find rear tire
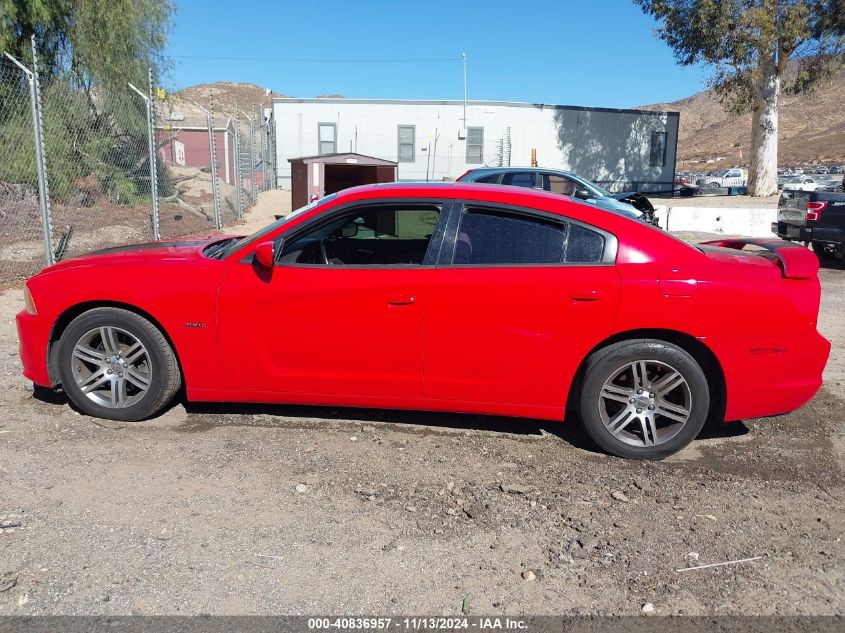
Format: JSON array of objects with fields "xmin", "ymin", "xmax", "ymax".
[
  {"xmin": 57, "ymin": 307, "xmax": 180, "ymax": 421},
  {"xmin": 579, "ymin": 339, "xmax": 710, "ymax": 460}
]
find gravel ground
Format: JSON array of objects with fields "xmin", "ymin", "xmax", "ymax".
[{"xmin": 0, "ymin": 230, "xmax": 842, "ymax": 616}]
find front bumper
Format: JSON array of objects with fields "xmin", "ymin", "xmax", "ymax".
[{"xmin": 16, "ymin": 310, "xmax": 52, "ymax": 387}]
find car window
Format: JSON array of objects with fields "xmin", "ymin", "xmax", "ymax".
[
  {"xmin": 474, "ymin": 173, "xmax": 500, "ymax": 184},
  {"xmin": 279, "ymin": 204, "xmax": 441, "ymax": 266},
  {"xmin": 546, "ymin": 174, "xmax": 578, "ymax": 196},
  {"xmin": 500, "ymin": 172, "xmax": 537, "ymax": 188},
  {"xmin": 565, "ymin": 223, "xmax": 605, "ymax": 263},
  {"xmin": 453, "ymin": 208, "xmax": 565, "ymax": 265}
]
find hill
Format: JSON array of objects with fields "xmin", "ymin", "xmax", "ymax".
[
  {"xmin": 640, "ymin": 69, "xmax": 845, "ymax": 168},
  {"xmin": 176, "ymin": 81, "xmax": 286, "ymax": 117}
]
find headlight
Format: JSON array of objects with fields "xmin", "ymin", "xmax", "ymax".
[{"xmin": 24, "ymin": 286, "xmax": 37, "ymax": 315}]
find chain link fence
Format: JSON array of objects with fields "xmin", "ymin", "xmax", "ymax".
[
  {"xmin": 0, "ymin": 52, "xmax": 49, "ymax": 280},
  {"xmin": 0, "ymin": 36, "xmax": 275, "ymax": 284}
]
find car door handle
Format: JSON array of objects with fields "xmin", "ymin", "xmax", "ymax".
[
  {"xmin": 571, "ymin": 290, "xmax": 602, "ymax": 302},
  {"xmin": 387, "ymin": 294, "xmax": 415, "ymax": 306}
]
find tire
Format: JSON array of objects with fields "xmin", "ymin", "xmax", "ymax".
[
  {"xmin": 57, "ymin": 307, "xmax": 181, "ymax": 421},
  {"xmin": 578, "ymin": 339, "xmax": 710, "ymax": 460}
]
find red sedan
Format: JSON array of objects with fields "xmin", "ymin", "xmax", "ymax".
[{"xmin": 16, "ymin": 183, "xmax": 830, "ymax": 459}]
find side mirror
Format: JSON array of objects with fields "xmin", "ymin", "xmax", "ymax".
[
  {"xmin": 574, "ymin": 189, "xmax": 592, "ymax": 201},
  {"xmin": 341, "ymin": 221, "xmax": 359, "ymax": 238},
  {"xmin": 254, "ymin": 240, "xmax": 276, "ymax": 268}
]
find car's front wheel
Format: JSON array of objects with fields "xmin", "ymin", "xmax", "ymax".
[
  {"xmin": 579, "ymin": 339, "xmax": 710, "ymax": 460},
  {"xmin": 57, "ymin": 307, "xmax": 181, "ymax": 421}
]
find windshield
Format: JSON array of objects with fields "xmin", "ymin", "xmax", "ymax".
[
  {"xmin": 218, "ymin": 194, "xmax": 338, "ymax": 258},
  {"xmin": 572, "ymin": 174, "xmax": 613, "ymax": 197}
]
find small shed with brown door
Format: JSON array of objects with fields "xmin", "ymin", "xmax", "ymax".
[{"xmin": 288, "ymin": 153, "xmax": 398, "ymax": 209}]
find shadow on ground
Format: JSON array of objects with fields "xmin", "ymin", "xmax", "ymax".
[{"xmin": 33, "ymin": 382, "xmax": 752, "ymax": 454}]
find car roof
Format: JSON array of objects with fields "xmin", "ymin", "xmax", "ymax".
[
  {"xmin": 461, "ymin": 166, "xmax": 582, "ymax": 178},
  {"xmin": 327, "ymin": 182, "xmax": 630, "ymax": 227}
]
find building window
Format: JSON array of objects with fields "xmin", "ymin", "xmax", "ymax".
[
  {"xmin": 650, "ymin": 131, "xmax": 667, "ymax": 167},
  {"xmin": 397, "ymin": 125, "xmax": 415, "ymax": 162},
  {"xmin": 318, "ymin": 122, "xmax": 336, "ymax": 155},
  {"xmin": 466, "ymin": 127, "xmax": 483, "ymax": 164}
]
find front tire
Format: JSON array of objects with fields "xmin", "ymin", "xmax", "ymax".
[
  {"xmin": 579, "ymin": 339, "xmax": 710, "ymax": 460},
  {"xmin": 57, "ymin": 307, "xmax": 181, "ymax": 421}
]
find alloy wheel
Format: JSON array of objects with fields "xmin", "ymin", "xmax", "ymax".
[
  {"xmin": 598, "ymin": 360, "xmax": 692, "ymax": 448},
  {"xmin": 70, "ymin": 326, "xmax": 152, "ymax": 409}
]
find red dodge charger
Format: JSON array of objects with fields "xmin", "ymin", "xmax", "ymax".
[{"xmin": 16, "ymin": 183, "xmax": 830, "ymax": 459}]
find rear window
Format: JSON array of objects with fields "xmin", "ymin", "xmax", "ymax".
[
  {"xmin": 566, "ymin": 224, "xmax": 605, "ymax": 263},
  {"xmin": 474, "ymin": 173, "xmax": 500, "ymax": 184},
  {"xmin": 455, "ymin": 209, "xmax": 565, "ymax": 265},
  {"xmin": 453, "ymin": 207, "xmax": 610, "ymax": 265},
  {"xmin": 501, "ymin": 172, "xmax": 537, "ymax": 188}
]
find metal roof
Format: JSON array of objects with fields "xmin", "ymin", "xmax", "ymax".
[
  {"xmin": 271, "ymin": 97, "xmax": 679, "ymax": 118},
  {"xmin": 287, "ymin": 152, "xmax": 398, "ymax": 166}
]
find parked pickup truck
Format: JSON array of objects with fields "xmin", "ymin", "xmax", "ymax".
[{"xmin": 772, "ymin": 189, "xmax": 845, "ymax": 260}]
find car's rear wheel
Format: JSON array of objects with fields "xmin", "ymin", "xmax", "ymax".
[
  {"xmin": 579, "ymin": 339, "xmax": 710, "ymax": 460},
  {"xmin": 57, "ymin": 307, "xmax": 180, "ymax": 421}
]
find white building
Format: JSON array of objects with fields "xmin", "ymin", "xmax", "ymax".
[{"xmin": 271, "ymin": 97, "xmax": 680, "ymax": 194}]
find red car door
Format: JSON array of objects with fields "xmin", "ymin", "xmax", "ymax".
[
  {"xmin": 216, "ymin": 202, "xmax": 445, "ymax": 401},
  {"xmin": 423, "ymin": 204, "xmax": 620, "ymax": 417}
]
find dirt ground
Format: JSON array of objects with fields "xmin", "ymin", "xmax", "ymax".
[{"xmin": 0, "ymin": 213, "xmax": 842, "ymax": 616}]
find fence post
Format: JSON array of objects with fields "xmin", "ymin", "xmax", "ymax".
[
  {"xmin": 6, "ymin": 39, "xmax": 57, "ymax": 267},
  {"xmin": 260, "ymin": 117, "xmax": 268, "ymax": 192},
  {"xmin": 29, "ymin": 37, "xmax": 55, "ymax": 266},
  {"xmin": 270, "ymin": 117, "xmax": 277, "ymax": 190},
  {"xmin": 128, "ymin": 73, "xmax": 162, "ymax": 241},
  {"xmin": 206, "ymin": 98, "xmax": 222, "ymax": 230},
  {"xmin": 147, "ymin": 68, "xmax": 161, "ymax": 241},
  {"xmin": 249, "ymin": 108, "xmax": 257, "ymax": 203},
  {"xmin": 234, "ymin": 114, "xmax": 243, "ymax": 218}
]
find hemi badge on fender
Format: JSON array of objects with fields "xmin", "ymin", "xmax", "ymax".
[{"xmin": 184, "ymin": 322, "xmax": 206, "ymax": 328}]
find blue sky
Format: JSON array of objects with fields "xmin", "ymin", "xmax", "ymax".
[{"xmin": 164, "ymin": 0, "xmax": 709, "ymax": 108}]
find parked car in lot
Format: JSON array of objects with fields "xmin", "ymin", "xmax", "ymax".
[
  {"xmin": 783, "ymin": 177, "xmax": 819, "ymax": 192},
  {"xmin": 818, "ymin": 179, "xmax": 842, "ymax": 192},
  {"xmin": 697, "ymin": 168, "xmax": 747, "ymax": 188},
  {"xmin": 830, "ymin": 166, "xmax": 842, "ymax": 174},
  {"xmin": 773, "ymin": 188, "xmax": 845, "ymax": 261},
  {"xmin": 17, "ymin": 183, "xmax": 830, "ymax": 460},
  {"xmin": 456, "ymin": 167, "xmax": 657, "ymax": 224}
]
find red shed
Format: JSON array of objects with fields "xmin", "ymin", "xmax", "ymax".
[
  {"xmin": 156, "ymin": 116, "xmax": 237, "ymax": 185},
  {"xmin": 288, "ymin": 153, "xmax": 398, "ymax": 209}
]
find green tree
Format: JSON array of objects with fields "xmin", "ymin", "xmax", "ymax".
[
  {"xmin": 635, "ymin": 0, "xmax": 845, "ymax": 196},
  {"xmin": 0, "ymin": 0, "xmax": 173, "ymax": 88},
  {"xmin": 0, "ymin": 0, "xmax": 174, "ymax": 202}
]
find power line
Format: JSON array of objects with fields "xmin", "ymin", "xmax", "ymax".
[{"xmin": 166, "ymin": 54, "xmax": 463, "ymax": 64}]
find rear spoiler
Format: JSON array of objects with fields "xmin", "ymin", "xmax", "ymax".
[{"xmin": 701, "ymin": 238, "xmax": 819, "ymax": 279}]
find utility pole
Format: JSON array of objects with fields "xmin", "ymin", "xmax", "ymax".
[{"xmin": 461, "ymin": 52, "xmax": 467, "ymax": 131}]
